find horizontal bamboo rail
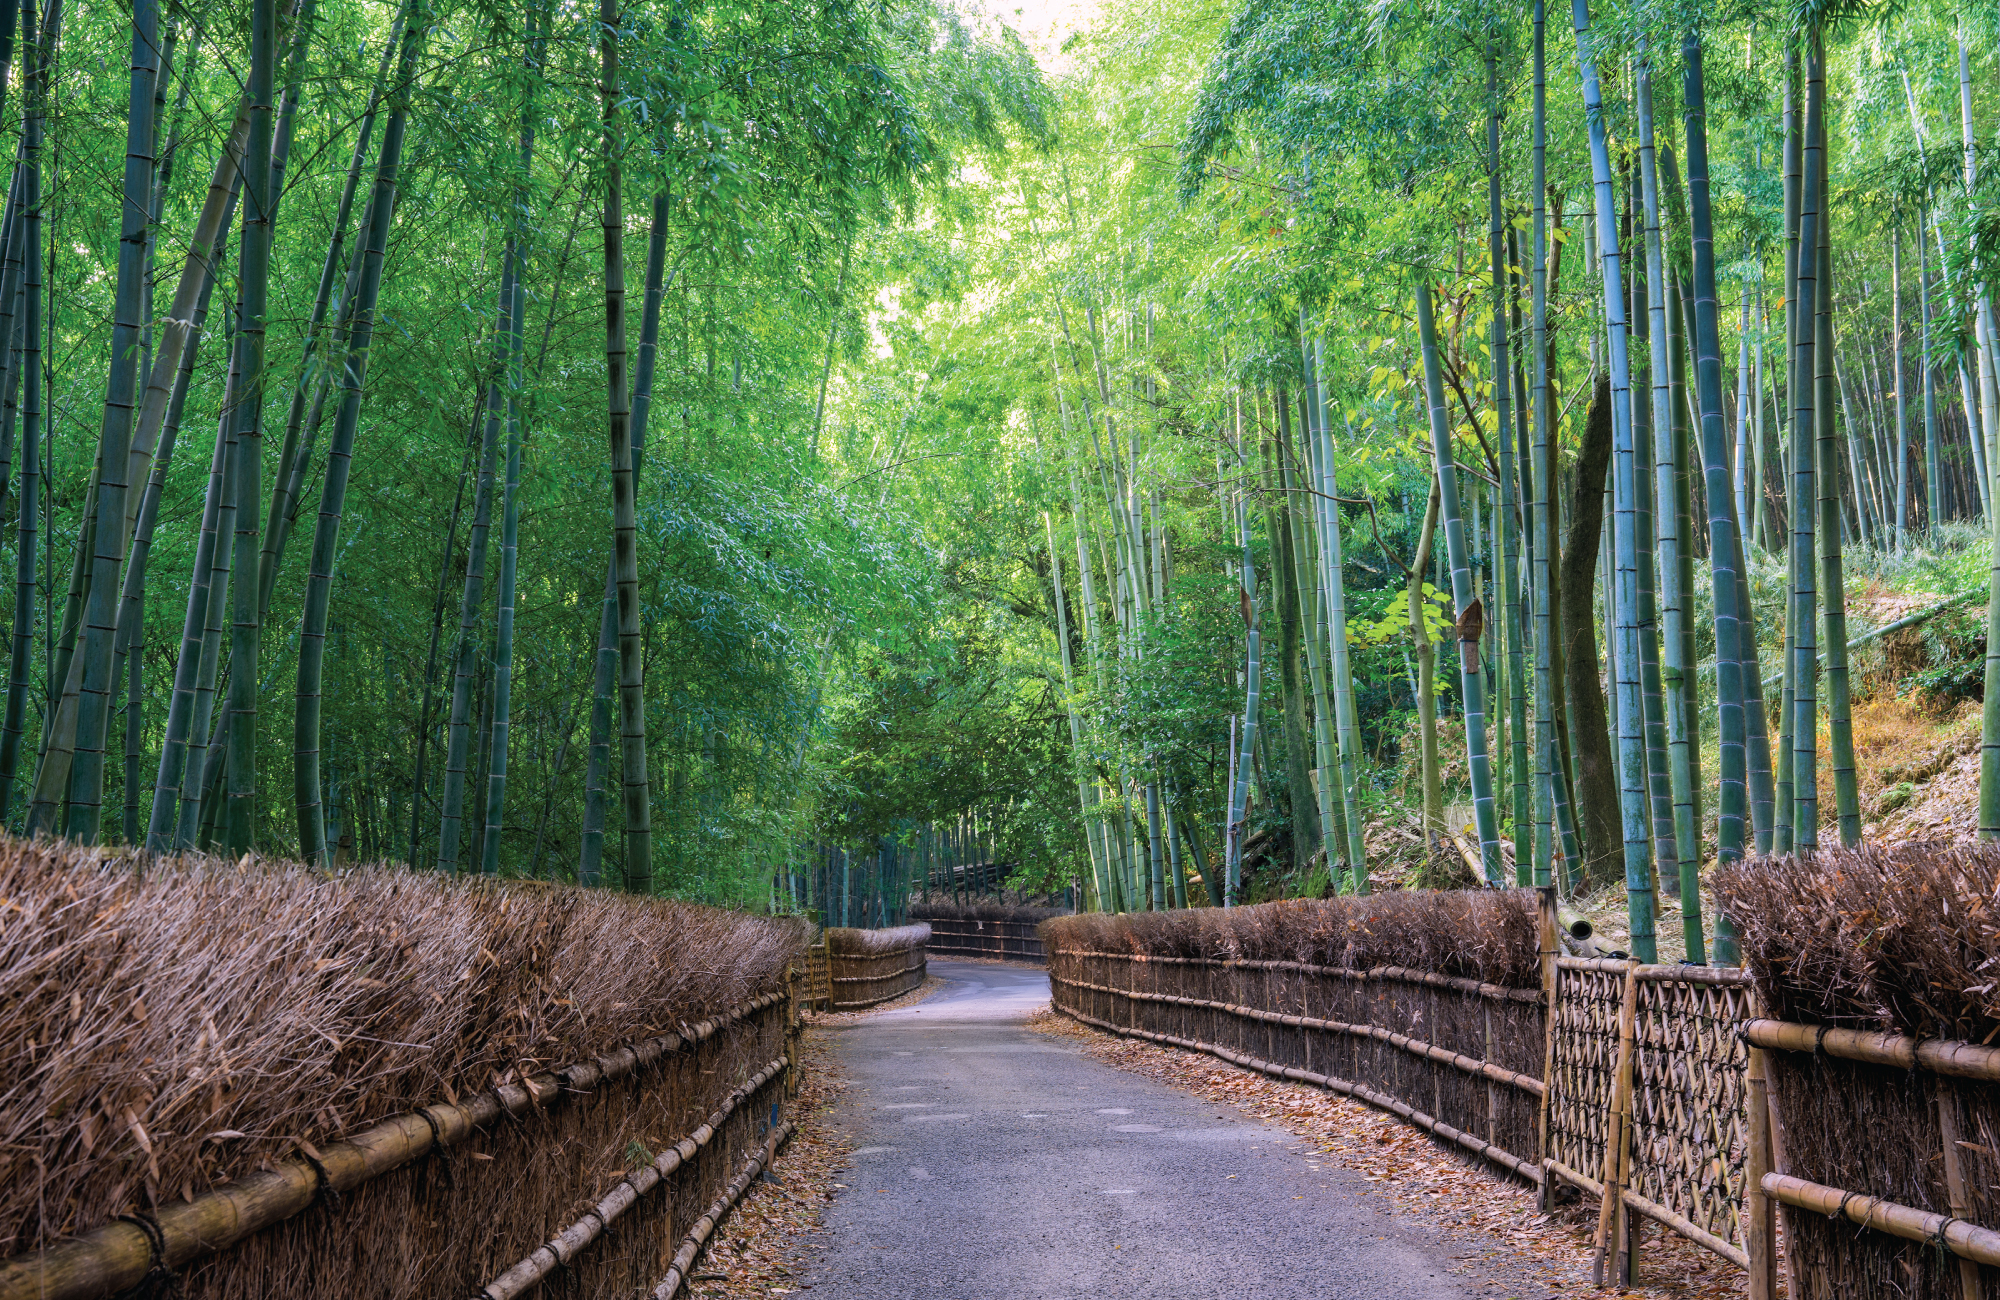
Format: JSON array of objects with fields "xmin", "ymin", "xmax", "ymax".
[
  {"xmin": 1762, "ymin": 1173, "xmax": 2000, "ymax": 1268},
  {"xmin": 1622, "ymin": 1189, "xmax": 1750, "ymax": 1271},
  {"xmin": 830, "ymin": 956, "xmax": 926, "ymax": 984},
  {"xmin": 479, "ymin": 1056, "xmax": 789, "ymax": 1300},
  {"xmin": 1053, "ymin": 1002, "xmax": 1544, "ymax": 1185},
  {"xmin": 0, "ymin": 991, "xmax": 788, "ymax": 1300},
  {"xmin": 1546, "ymin": 1157, "xmax": 1605, "ymax": 1198},
  {"xmin": 1069, "ymin": 950, "xmax": 1546, "ymax": 1004},
  {"xmin": 1060, "ymin": 975, "xmax": 1544, "ymax": 1096},
  {"xmin": 652, "ymin": 1119, "xmax": 797, "ymax": 1299},
  {"xmin": 1741, "ymin": 1018, "xmax": 2000, "ymax": 1081}
]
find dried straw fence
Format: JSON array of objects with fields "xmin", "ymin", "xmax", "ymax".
[
  {"xmin": 910, "ymin": 902, "xmax": 1063, "ymax": 964},
  {"xmin": 1047, "ymin": 856, "xmax": 2000, "ymax": 1299},
  {"xmin": 821, "ymin": 923, "xmax": 929, "ymax": 1009},
  {"xmin": 0, "ymin": 842, "xmax": 809, "ymax": 1300},
  {"xmin": 1720, "ymin": 843, "xmax": 2000, "ymax": 1300}
]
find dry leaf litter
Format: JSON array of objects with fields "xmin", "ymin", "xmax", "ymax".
[{"xmin": 682, "ymin": 975, "xmax": 948, "ymax": 1298}]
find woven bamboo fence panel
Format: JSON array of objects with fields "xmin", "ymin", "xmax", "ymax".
[
  {"xmin": 1625, "ymin": 969, "xmax": 1757, "ymax": 1266},
  {"xmin": 824, "ymin": 925, "xmax": 928, "ymax": 1009},
  {"xmin": 804, "ymin": 941, "xmax": 832, "ymax": 1011},
  {"xmin": 923, "ymin": 917, "xmax": 1045, "ymax": 963},
  {"xmin": 1047, "ymin": 948, "xmax": 1547, "ymax": 1175},
  {"xmin": 1544, "ymin": 958, "xmax": 1627, "ymax": 1195}
]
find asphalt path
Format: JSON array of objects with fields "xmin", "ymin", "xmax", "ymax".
[{"xmin": 799, "ymin": 959, "xmax": 1476, "ymax": 1299}]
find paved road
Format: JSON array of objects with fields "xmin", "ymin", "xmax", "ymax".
[{"xmin": 799, "ymin": 960, "xmax": 1476, "ymax": 1299}]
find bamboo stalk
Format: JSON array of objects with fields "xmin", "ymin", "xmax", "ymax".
[
  {"xmin": 0, "ymin": 992, "xmax": 784, "ymax": 1300},
  {"xmin": 1535, "ymin": 886, "xmax": 1560, "ymax": 1212}
]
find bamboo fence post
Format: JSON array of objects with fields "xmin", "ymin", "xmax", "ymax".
[
  {"xmin": 1591, "ymin": 965, "xmax": 1639, "ymax": 1287},
  {"xmin": 1744, "ymin": 1044, "xmax": 1777, "ymax": 1300},
  {"xmin": 1536, "ymin": 885, "xmax": 1560, "ymax": 1212},
  {"xmin": 1936, "ymin": 1085, "xmax": 1983, "ymax": 1300},
  {"xmin": 785, "ymin": 961, "xmax": 800, "ymax": 1097}
]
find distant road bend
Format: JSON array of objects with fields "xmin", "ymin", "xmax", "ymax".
[{"xmin": 803, "ymin": 959, "xmax": 1480, "ymax": 1299}]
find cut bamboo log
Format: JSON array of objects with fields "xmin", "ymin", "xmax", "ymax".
[
  {"xmin": 479, "ymin": 1057, "xmax": 787, "ymax": 1300},
  {"xmin": 1741, "ymin": 1018, "xmax": 2000, "ymax": 1080},
  {"xmin": 0, "ymin": 991, "xmax": 784, "ymax": 1300},
  {"xmin": 1761, "ymin": 1172, "xmax": 2000, "ymax": 1268}
]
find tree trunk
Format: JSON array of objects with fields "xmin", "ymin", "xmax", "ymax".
[
  {"xmin": 1265, "ymin": 391, "xmax": 1320, "ymax": 874},
  {"xmin": 1561, "ymin": 380, "xmax": 1620, "ymax": 887}
]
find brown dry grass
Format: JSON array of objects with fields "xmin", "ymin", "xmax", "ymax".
[
  {"xmin": 1716, "ymin": 842, "xmax": 2000, "ymax": 1043},
  {"xmin": 908, "ymin": 899, "xmax": 1069, "ymax": 923},
  {"xmin": 821, "ymin": 922, "xmax": 929, "ymax": 956},
  {"xmin": 1040, "ymin": 888, "xmax": 1543, "ymax": 988},
  {"xmin": 0, "ymin": 836, "xmax": 806, "ymax": 1265}
]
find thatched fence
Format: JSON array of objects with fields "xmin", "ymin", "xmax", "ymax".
[
  {"xmin": 910, "ymin": 901, "xmax": 1064, "ymax": 963},
  {"xmin": 0, "ymin": 841, "xmax": 807, "ymax": 1300},
  {"xmin": 1720, "ymin": 844, "xmax": 2000, "ymax": 1300},
  {"xmin": 1046, "ymin": 855, "xmax": 2000, "ymax": 1299},
  {"xmin": 819, "ymin": 923, "xmax": 929, "ymax": 1009}
]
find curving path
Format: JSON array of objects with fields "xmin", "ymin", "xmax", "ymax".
[{"xmin": 799, "ymin": 959, "xmax": 1478, "ymax": 1299}]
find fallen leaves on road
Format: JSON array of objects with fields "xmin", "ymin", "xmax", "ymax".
[{"xmin": 1029, "ymin": 1007, "xmax": 1766, "ymax": 1300}]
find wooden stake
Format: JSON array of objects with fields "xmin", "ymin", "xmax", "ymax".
[
  {"xmin": 1591, "ymin": 964, "xmax": 1638, "ymax": 1287},
  {"xmin": 1743, "ymin": 1044, "xmax": 1778, "ymax": 1300},
  {"xmin": 1535, "ymin": 885, "xmax": 1560, "ymax": 1211},
  {"xmin": 1937, "ymin": 1085, "xmax": 1984, "ymax": 1300}
]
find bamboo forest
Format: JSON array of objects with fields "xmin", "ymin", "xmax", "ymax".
[
  {"xmin": 13, "ymin": 0, "xmax": 2000, "ymax": 1292},
  {"xmin": 8, "ymin": 0, "xmax": 2000, "ymax": 941}
]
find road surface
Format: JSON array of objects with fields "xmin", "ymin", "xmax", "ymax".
[{"xmin": 799, "ymin": 959, "xmax": 1477, "ymax": 1299}]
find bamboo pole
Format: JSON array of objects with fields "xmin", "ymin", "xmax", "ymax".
[
  {"xmin": 1590, "ymin": 967, "xmax": 1639, "ymax": 1286},
  {"xmin": 1762, "ymin": 1173, "xmax": 2000, "ymax": 1267},
  {"xmin": 1743, "ymin": 1045, "xmax": 1777, "ymax": 1300},
  {"xmin": 651, "ymin": 1119, "xmax": 796, "ymax": 1300},
  {"xmin": 1936, "ymin": 1087, "xmax": 1984, "ymax": 1299},
  {"xmin": 480, "ymin": 1056, "xmax": 788, "ymax": 1300},
  {"xmin": 1741, "ymin": 1018, "xmax": 2000, "ymax": 1080}
]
